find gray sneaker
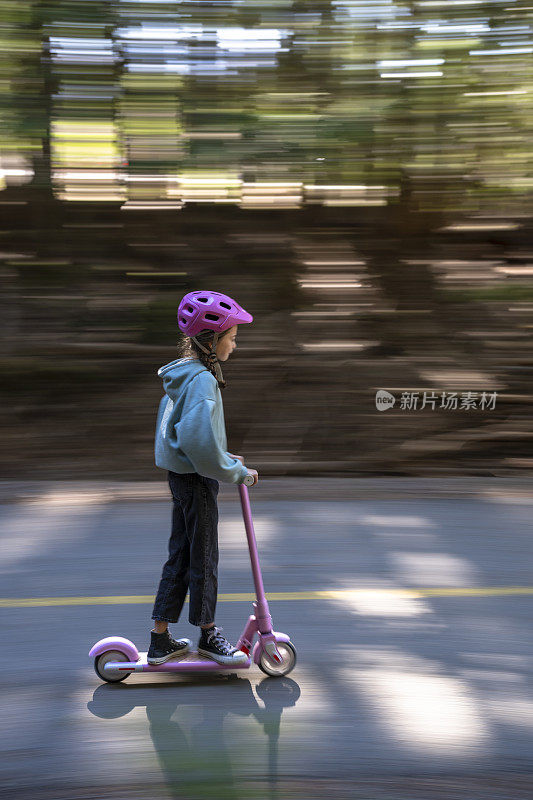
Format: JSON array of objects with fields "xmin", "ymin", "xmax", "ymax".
[{"xmin": 197, "ymin": 626, "xmax": 247, "ymax": 665}]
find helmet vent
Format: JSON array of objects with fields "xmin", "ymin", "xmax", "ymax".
[
  {"xmin": 219, "ymin": 301, "xmax": 231, "ymax": 310},
  {"xmin": 180, "ymin": 317, "xmax": 186, "ymax": 324},
  {"xmin": 186, "ymin": 305, "xmax": 194, "ymax": 312},
  {"xmin": 205, "ymin": 313, "xmax": 220, "ymax": 321},
  {"xmin": 197, "ymin": 297, "xmax": 208, "ymax": 303}
]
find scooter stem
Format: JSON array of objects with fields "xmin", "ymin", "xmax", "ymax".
[{"xmin": 238, "ymin": 483, "xmax": 271, "ymax": 629}]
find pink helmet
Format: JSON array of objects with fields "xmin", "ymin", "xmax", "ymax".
[{"xmin": 178, "ymin": 290, "xmax": 253, "ymax": 337}]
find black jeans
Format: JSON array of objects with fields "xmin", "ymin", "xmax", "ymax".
[{"xmin": 152, "ymin": 471, "xmax": 219, "ymax": 626}]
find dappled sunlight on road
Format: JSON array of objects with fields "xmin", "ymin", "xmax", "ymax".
[
  {"xmin": 326, "ymin": 587, "xmax": 432, "ymax": 617},
  {"xmin": 338, "ymin": 647, "xmax": 490, "ymax": 756},
  {"xmin": 390, "ymin": 552, "xmax": 478, "ymax": 587}
]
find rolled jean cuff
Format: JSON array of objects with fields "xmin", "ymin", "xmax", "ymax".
[{"xmin": 189, "ymin": 616, "xmax": 214, "ymax": 626}]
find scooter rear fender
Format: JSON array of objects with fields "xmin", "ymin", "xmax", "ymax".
[{"xmin": 89, "ymin": 636, "xmax": 140, "ymax": 662}]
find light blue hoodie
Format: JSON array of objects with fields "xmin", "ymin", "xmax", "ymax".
[{"xmin": 154, "ymin": 357, "xmax": 249, "ymax": 485}]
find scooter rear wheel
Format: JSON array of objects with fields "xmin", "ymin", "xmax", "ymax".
[
  {"xmin": 258, "ymin": 642, "xmax": 296, "ymax": 677},
  {"xmin": 94, "ymin": 650, "xmax": 132, "ymax": 683}
]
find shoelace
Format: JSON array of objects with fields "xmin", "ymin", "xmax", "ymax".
[{"xmin": 205, "ymin": 626, "xmax": 233, "ymax": 655}]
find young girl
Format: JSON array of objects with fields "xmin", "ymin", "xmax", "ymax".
[{"xmin": 148, "ymin": 290, "xmax": 259, "ymax": 666}]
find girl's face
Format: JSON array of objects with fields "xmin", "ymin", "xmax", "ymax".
[{"xmin": 216, "ymin": 325, "xmax": 238, "ymax": 362}]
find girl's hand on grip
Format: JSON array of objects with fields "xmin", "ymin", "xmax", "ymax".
[{"xmin": 246, "ymin": 469, "xmax": 259, "ymax": 486}]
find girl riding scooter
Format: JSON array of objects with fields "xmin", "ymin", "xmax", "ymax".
[{"xmin": 148, "ymin": 291, "xmax": 258, "ymax": 666}]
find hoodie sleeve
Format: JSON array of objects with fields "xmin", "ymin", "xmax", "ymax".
[{"xmin": 176, "ymin": 397, "xmax": 249, "ymax": 484}]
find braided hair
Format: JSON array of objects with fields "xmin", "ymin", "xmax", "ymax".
[{"xmin": 177, "ymin": 328, "xmax": 229, "ymax": 390}]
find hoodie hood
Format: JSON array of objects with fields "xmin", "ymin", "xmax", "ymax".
[{"xmin": 157, "ymin": 357, "xmax": 210, "ymax": 400}]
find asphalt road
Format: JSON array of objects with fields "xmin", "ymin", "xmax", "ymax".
[{"xmin": 0, "ymin": 482, "xmax": 531, "ymax": 800}]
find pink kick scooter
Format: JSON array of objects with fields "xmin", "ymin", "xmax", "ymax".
[{"xmin": 90, "ymin": 483, "xmax": 297, "ymax": 683}]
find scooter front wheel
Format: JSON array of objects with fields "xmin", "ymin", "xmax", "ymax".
[
  {"xmin": 258, "ymin": 642, "xmax": 297, "ymax": 677},
  {"xmin": 94, "ymin": 650, "xmax": 132, "ymax": 683}
]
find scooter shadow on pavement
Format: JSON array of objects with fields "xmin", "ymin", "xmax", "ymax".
[{"xmin": 87, "ymin": 674, "xmax": 301, "ymax": 800}]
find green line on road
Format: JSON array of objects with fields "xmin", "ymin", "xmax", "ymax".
[{"xmin": 0, "ymin": 586, "xmax": 532, "ymax": 608}]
